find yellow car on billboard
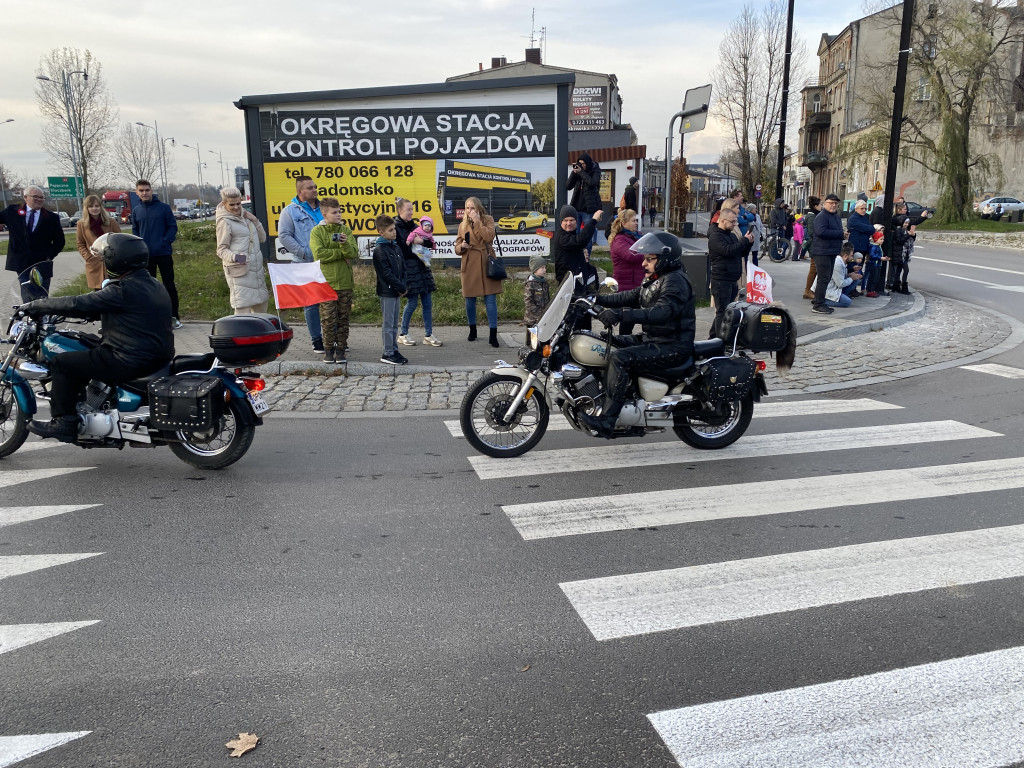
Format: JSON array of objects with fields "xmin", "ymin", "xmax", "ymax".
[{"xmin": 498, "ymin": 210, "xmax": 548, "ymax": 230}]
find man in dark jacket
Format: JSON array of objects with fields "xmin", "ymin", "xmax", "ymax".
[
  {"xmin": 565, "ymin": 153, "xmax": 602, "ymax": 256},
  {"xmin": 131, "ymin": 179, "xmax": 180, "ymax": 328},
  {"xmin": 1, "ymin": 186, "xmax": 67, "ymax": 301},
  {"xmin": 19, "ymin": 234, "xmax": 174, "ymax": 442},
  {"xmin": 708, "ymin": 207, "xmax": 754, "ymax": 337},
  {"xmin": 553, "ymin": 204, "xmax": 603, "ymax": 287},
  {"xmin": 624, "ymin": 176, "xmax": 639, "ymax": 213},
  {"xmin": 810, "ymin": 194, "xmax": 846, "ymax": 314},
  {"xmin": 580, "ymin": 232, "xmax": 696, "ymax": 438}
]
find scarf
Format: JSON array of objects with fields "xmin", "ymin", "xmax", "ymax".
[{"xmin": 89, "ymin": 214, "xmax": 105, "ymax": 239}]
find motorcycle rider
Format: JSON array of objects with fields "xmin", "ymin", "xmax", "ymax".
[
  {"xmin": 18, "ymin": 233, "xmax": 175, "ymax": 443},
  {"xmin": 578, "ymin": 231, "xmax": 696, "ymax": 438}
]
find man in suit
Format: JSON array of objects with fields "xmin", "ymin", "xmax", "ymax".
[{"xmin": 0, "ymin": 186, "xmax": 67, "ymax": 301}]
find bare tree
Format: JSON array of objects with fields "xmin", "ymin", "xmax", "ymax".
[
  {"xmin": 34, "ymin": 47, "xmax": 119, "ymax": 193},
  {"xmin": 110, "ymin": 122, "xmax": 162, "ymax": 188},
  {"xmin": 0, "ymin": 162, "xmax": 24, "ymax": 207},
  {"xmin": 710, "ymin": 0, "xmax": 807, "ymax": 200}
]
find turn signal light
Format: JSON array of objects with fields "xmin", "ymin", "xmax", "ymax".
[
  {"xmin": 756, "ymin": 360, "xmax": 767, "ymax": 372},
  {"xmin": 242, "ymin": 377, "xmax": 266, "ymax": 392},
  {"xmin": 541, "ymin": 344, "xmax": 552, "ymax": 358}
]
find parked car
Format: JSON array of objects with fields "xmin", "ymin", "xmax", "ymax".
[
  {"xmin": 57, "ymin": 212, "xmax": 73, "ymax": 228},
  {"xmin": 497, "ymin": 210, "xmax": 548, "ymax": 231},
  {"xmin": 975, "ymin": 196, "xmax": 1024, "ymax": 219},
  {"xmin": 69, "ymin": 210, "xmax": 82, "ymax": 227},
  {"xmin": 902, "ymin": 201, "xmax": 935, "ymax": 227}
]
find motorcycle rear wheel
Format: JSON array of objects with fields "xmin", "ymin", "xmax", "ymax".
[
  {"xmin": 0, "ymin": 381, "xmax": 30, "ymax": 458},
  {"xmin": 673, "ymin": 395, "xmax": 753, "ymax": 449},
  {"xmin": 460, "ymin": 373, "xmax": 549, "ymax": 458},
  {"xmin": 168, "ymin": 399, "xmax": 255, "ymax": 469}
]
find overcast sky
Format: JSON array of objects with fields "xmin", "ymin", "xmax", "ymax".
[{"xmin": 1, "ymin": 0, "xmax": 876, "ymax": 191}]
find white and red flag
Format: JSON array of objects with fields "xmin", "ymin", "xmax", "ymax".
[{"xmin": 267, "ymin": 261, "xmax": 337, "ymax": 309}]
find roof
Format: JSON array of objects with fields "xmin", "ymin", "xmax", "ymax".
[
  {"xmin": 447, "ymin": 61, "xmax": 616, "ymax": 84},
  {"xmin": 568, "ymin": 146, "xmax": 646, "ymax": 164}
]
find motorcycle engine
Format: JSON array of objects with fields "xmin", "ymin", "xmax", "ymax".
[{"xmin": 567, "ymin": 374, "xmax": 603, "ymax": 415}]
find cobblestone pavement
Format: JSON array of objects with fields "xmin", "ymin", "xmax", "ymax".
[{"xmin": 262, "ymin": 293, "xmax": 1023, "ymax": 413}]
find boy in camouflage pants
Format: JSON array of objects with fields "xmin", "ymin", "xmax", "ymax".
[
  {"xmin": 310, "ymin": 198, "xmax": 358, "ymax": 363},
  {"xmin": 524, "ymin": 255, "xmax": 550, "ymax": 326}
]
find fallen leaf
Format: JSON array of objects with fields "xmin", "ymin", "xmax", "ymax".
[
  {"xmin": 226, "ymin": 732, "xmax": 259, "ymax": 757},
  {"xmin": 519, "ymin": 664, "xmax": 531, "ymax": 673}
]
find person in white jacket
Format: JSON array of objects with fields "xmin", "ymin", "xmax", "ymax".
[
  {"xmin": 814, "ymin": 242, "xmax": 862, "ymax": 309},
  {"xmin": 215, "ymin": 186, "xmax": 269, "ymax": 313}
]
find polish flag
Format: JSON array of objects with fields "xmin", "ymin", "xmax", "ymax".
[{"xmin": 267, "ymin": 261, "xmax": 337, "ymax": 309}]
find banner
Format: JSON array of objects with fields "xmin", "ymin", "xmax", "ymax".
[{"xmin": 746, "ymin": 265, "xmax": 774, "ymax": 305}]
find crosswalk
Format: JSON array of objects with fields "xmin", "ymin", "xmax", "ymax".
[
  {"xmin": 451, "ymin": 395, "xmax": 1024, "ymax": 766},
  {"xmin": 0, "ymin": 443, "xmax": 98, "ymax": 767}
]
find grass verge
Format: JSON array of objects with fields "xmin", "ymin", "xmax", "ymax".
[{"xmin": 917, "ymin": 217, "xmax": 1024, "ymax": 233}]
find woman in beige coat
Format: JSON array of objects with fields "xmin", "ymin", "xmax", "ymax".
[
  {"xmin": 454, "ymin": 196, "xmax": 503, "ymax": 346},
  {"xmin": 75, "ymin": 194, "xmax": 120, "ymax": 289},
  {"xmin": 215, "ymin": 186, "xmax": 268, "ymax": 313}
]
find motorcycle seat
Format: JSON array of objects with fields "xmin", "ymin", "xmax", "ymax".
[
  {"xmin": 660, "ymin": 357, "xmax": 695, "ymax": 378},
  {"xmin": 120, "ymin": 364, "xmax": 171, "ymax": 393},
  {"xmin": 170, "ymin": 353, "xmax": 217, "ymax": 374},
  {"xmin": 694, "ymin": 338, "xmax": 726, "ymax": 357}
]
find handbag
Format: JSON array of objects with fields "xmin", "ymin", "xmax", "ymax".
[{"xmin": 487, "ymin": 235, "xmax": 508, "ymax": 281}]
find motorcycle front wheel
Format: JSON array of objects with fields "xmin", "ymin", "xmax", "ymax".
[
  {"xmin": 460, "ymin": 373, "xmax": 549, "ymax": 458},
  {"xmin": 0, "ymin": 381, "xmax": 29, "ymax": 458},
  {"xmin": 168, "ymin": 399, "xmax": 256, "ymax": 470},
  {"xmin": 673, "ymin": 395, "xmax": 753, "ymax": 449}
]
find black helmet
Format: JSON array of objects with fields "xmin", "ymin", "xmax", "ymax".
[
  {"xmin": 629, "ymin": 231, "xmax": 681, "ymax": 274},
  {"xmin": 92, "ymin": 233, "xmax": 149, "ymax": 278}
]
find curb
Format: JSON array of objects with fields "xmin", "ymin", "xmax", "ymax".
[{"xmin": 796, "ymin": 289, "xmax": 926, "ymax": 346}]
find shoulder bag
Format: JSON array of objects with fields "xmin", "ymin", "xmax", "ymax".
[{"xmin": 487, "ymin": 234, "xmax": 508, "ymax": 281}]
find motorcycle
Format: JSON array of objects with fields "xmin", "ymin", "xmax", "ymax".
[
  {"xmin": 0, "ymin": 271, "xmax": 292, "ymax": 468},
  {"xmin": 459, "ymin": 275, "xmax": 795, "ymax": 458}
]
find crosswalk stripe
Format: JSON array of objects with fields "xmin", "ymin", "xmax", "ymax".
[
  {"xmin": 0, "ymin": 505, "xmax": 101, "ymax": 529},
  {"xmin": 0, "ymin": 554, "xmax": 103, "ymax": 582},
  {"xmin": 0, "ymin": 733, "xmax": 92, "ymax": 768},
  {"xmin": 0, "ymin": 622, "xmax": 100, "ymax": 656},
  {"xmin": 445, "ymin": 398, "xmax": 903, "ymax": 438},
  {"xmin": 961, "ymin": 363, "xmax": 1024, "ymax": 379},
  {"xmin": 648, "ymin": 644, "xmax": 1024, "ymax": 768},
  {"xmin": 504, "ymin": 456, "xmax": 1024, "ymax": 540},
  {"xmin": 468, "ymin": 420, "xmax": 999, "ymax": 480},
  {"xmin": 561, "ymin": 524, "xmax": 1024, "ymax": 641},
  {"xmin": 0, "ymin": 467, "xmax": 93, "ymax": 490},
  {"xmin": 15, "ymin": 441, "xmax": 74, "ymax": 454}
]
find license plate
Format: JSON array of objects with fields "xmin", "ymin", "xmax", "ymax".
[{"xmin": 247, "ymin": 391, "xmax": 270, "ymax": 415}]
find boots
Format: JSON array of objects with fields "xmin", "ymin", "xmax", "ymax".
[
  {"xmin": 27, "ymin": 416, "xmax": 79, "ymax": 444},
  {"xmin": 898, "ymin": 282, "xmax": 910, "ymax": 294},
  {"xmin": 488, "ymin": 328, "xmax": 499, "ymax": 348},
  {"xmin": 578, "ymin": 398, "xmax": 623, "ymax": 439},
  {"xmin": 467, "ymin": 324, "xmax": 477, "ymax": 341}
]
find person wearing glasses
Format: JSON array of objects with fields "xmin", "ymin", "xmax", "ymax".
[
  {"xmin": 810, "ymin": 194, "xmax": 846, "ymax": 315},
  {"xmin": 1, "ymin": 186, "xmax": 67, "ymax": 301},
  {"xmin": 708, "ymin": 206, "xmax": 754, "ymax": 337}
]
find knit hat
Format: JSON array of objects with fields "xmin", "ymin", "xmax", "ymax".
[
  {"xmin": 529, "ymin": 255, "xmax": 546, "ymax": 273},
  {"xmin": 629, "ymin": 176, "xmax": 638, "ymax": 185},
  {"xmin": 558, "ymin": 204, "xmax": 578, "ymax": 221}
]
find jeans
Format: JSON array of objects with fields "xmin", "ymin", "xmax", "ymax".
[
  {"xmin": 825, "ymin": 293, "xmax": 852, "ymax": 308},
  {"xmin": 465, "ymin": 294, "xmax": 498, "ymax": 329},
  {"xmin": 709, "ymin": 280, "xmax": 739, "ymax": 338},
  {"xmin": 578, "ymin": 212, "xmax": 598, "ymax": 255},
  {"xmin": 147, "ymin": 254, "xmax": 179, "ymax": 318},
  {"xmin": 401, "ymin": 292, "xmax": 433, "ymax": 336},
  {"xmin": 380, "ymin": 296, "xmax": 400, "ymax": 355},
  {"xmin": 303, "ymin": 304, "xmax": 322, "ymax": 344}
]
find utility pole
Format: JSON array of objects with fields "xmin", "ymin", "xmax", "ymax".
[
  {"xmin": 775, "ymin": 0, "xmax": 795, "ymax": 200},
  {"xmin": 882, "ymin": 0, "xmax": 916, "ymax": 245}
]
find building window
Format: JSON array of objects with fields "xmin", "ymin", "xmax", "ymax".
[
  {"xmin": 873, "ymin": 160, "xmax": 880, "ymax": 187},
  {"xmin": 917, "ymin": 76, "xmax": 932, "ymax": 101},
  {"xmin": 812, "ymin": 94, "xmax": 821, "ymax": 113},
  {"xmin": 924, "ymin": 34, "xmax": 938, "ymax": 59}
]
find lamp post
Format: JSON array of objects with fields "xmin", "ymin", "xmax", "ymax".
[
  {"xmin": 207, "ymin": 150, "xmax": 226, "ymax": 189},
  {"xmin": 0, "ymin": 119, "xmax": 13, "ymax": 208},
  {"xmin": 35, "ymin": 70, "xmax": 87, "ymax": 214},
  {"xmin": 181, "ymin": 143, "xmax": 203, "ymax": 204},
  {"xmin": 134, "ymin": 121, "xmax": 169, "ymax": 202}
]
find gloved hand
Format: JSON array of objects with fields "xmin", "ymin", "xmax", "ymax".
[
  {"xmin": 597, "ymin": 308, "xmax": 621, "ymax": 327},
  {"xmin": 17, "ymin": 302, "xmax": 40, "ymax": 317}
]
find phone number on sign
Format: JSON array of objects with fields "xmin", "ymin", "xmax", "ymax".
[{"xmin": 312, "ymin": 165, "xmax": 415, "ymax": 179}]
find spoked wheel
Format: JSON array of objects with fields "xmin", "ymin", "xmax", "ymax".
[
  {"xmin": 460, "ymin": 373, "xmax": 549, "ymax": 458},
  {"xmin": 0, "ymin": 381, "xmax": 30, "ymax": 458},
  {"xmin": 673, "ymin": 395, "xmax": 754, "ymax": 449},
  {"xmin": 168, "ymin": 399, "xmax": 255, "ymax": 469},
  {"xmin": 765, "ymin": 236, "xmax": 789, "ymax": 263}
]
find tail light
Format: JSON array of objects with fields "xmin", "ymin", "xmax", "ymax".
[
  {"xmin": 756, "ymin": 360, "xmax": 767, "ymax": 372},
  {"xmin": 242, "ymin": 377, "xmax": 266, "ymax": 392}
]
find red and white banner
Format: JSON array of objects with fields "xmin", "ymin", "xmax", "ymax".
[
  {"xmin": 267, "ymin": 261, "xmax": 337, "ymax": 309},
  {"xmin": 746, "ymin": 265, "xmax": 774, "ymax": 305}
]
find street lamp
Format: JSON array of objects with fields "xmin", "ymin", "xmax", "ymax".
[
  {"xmin": 181, "ymin": 143, "xmax": 204, "ymax": 204},
  {"xmin": 207, "ymin": 149, "xmax": 226, "ymax": 189},
  {"xmin": 35, "ymin": 70, "xmax": 87, "ymax": 214},
  {"xmin": 135, "ymin": 120, "xmax": 169, "ymax": 202},
  {"xmin": 0, "ymin": 119, "xmax": 13, "ymax": 208}
]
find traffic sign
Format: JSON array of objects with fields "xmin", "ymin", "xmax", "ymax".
[
  {"xmin": 680, "ymin": 84, "xmax": 713, "ymax": 135},
  {"xmin": 756, "ymin": 184, "xmax": 763, "ymax": 191},
  {"xmin": 47, "ymin": 176, "xmax": 82, "ymax": 199}
]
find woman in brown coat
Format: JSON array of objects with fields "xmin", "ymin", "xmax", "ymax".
[
  {"xmin": 455, "ymin": 196, "xmax": 503, "ymax": 347},
  {"xmin": 75, "ymin": 194, "xmax": 120, "ymax": 289}
]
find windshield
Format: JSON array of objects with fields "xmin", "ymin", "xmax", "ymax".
[{"xmin": 534, "ymin": 274, "xmax": 576, "ymax": 343}]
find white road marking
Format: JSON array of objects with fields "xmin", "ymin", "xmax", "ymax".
[
  {"xmin": 0, "ymin": 467, "xmax": 93, "ymax": 490},
  {"xmin": 561, "ymin": 524, "xmax": 1024, "ymax": 640},
  {"xmin": 0, "ymin": 733, "xmax": 91, "ymax": 768},
  {"xmin": 0, "ymin": 505, "xmax": 101, "ymax": 529},
  {"xmin": 937, "ymin": 273, "xmax": 1024, "ymax": 293},
  {"xmin": 0, "ymin": 621, "xmax": 100, "ymax": 656},
  {"xmin": 468, "ymin": 420, "xmax": 998, "ymax": 479},
  {"xmin": 504, "ymin": 456, "xmax": 1024, "ymax": 540},
  {"xmin": 648, "ymin": 645, "xmax": 1024, "ymax": 768},
  {"xmin": 0, "ymin": 554, "xmax": 103, "ymax": 582},
  {"xmin": 918, "ymin": 255, "xmax": 1024, "ymax": 277},
  {"xmin": 961, "ymin": 363, "xmax": 1024, "ymax": 379},
  {"xmin": 15, "ymin": 441, "xmax": 74, "ymax": 454},
  {"xmin": 445, "ymin": 398, "xmax": 903, "ymax": 438}
]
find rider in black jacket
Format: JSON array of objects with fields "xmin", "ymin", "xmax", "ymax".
[
  {"xmin": 579, "ymin": 232, "xmax": 696, "ymax": 438},
  {"xmin": 20, "ymin": 233, "xmax": 174, "ymax": 442}
]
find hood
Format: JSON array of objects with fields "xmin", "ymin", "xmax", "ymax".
[
  {"xmin": 774, "ymin": 198, "xmax": 784, "ymax": 208},
  {"xmin": 419, "ymin": 216, "xmax": 433, "ymax": 229},
  {"xmin": 558, "ymin": 205, "xmax": 578, "ymax": 221},
  {"xmin": 374, "ymin": 235, "xmax": 393, "ymax": 246},
  {"xmin": 215, "ymin": 202, "xmax": 242, "ymax": 221},
  {"xmin": 578, "ymin": 152, "xmax": 596, "ymax": 171}
]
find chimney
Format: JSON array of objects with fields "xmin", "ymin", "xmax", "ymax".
[
  {"xmin": 525, "ymin": 47, "xmax": 542, "ymax": 65},
  {"xmin": 478, "ymin": 62, "xmax": 483, "ymax": 71},
  {"xmin": 491, "ymin": 56, "xmax": 508, "ymax": 68}
]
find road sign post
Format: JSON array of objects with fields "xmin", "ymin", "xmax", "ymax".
[{"xmin": 665, "ymin": 84, "xmax": 712, "ymax": 234}]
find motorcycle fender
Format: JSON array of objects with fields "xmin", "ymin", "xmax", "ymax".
[
  {"xmin": 753, "ymin": 372, "xmax": 768, "ymax": 402},
  {"xmin": 3, "ymin": 368, "xmax": 37, "ymax": 416},
  {"xmin": 219, "ymin": 373, "xmax": 263, "ymax": 427},
  {"xmin": 489, "ymin": 366, "xmax": 550, "ymax": 406}
]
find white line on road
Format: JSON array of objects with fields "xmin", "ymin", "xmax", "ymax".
[
  {"xmin": 0, "ymin": 467, "xmax": 93, "ymax": 490},
  {"xmin": 561, "ymin": 524, "xmax": 1024, "ymax": 641},
  {"xmin": 445, "ymin": 398, "xmax": 902, "ymax": 438},
  {"xmin": 648, "ymin": 645, "xmax": 1024, "ymax": 768},
  {"xmin": 15, "ymin": 441, "xmax": 74, "ymax": 454},
  {"xmin": 0, "ymin": 554, "xmax": 103, "ymax": 582},
  {"xmin": 468, "ymin": 420, "xmax": 998, "ymax": 480},
  {"xmin": 0, "ymin": 505, "xmax": 101, "ymax": 529},
  {"xmin": 961, "ymin": 363, "xmax": 1024, "ymax": 379},
  {"xmin": 504, "ymin": 456, "xmax": 1024, "ymax": 540},
  {"xmin": 916, "ymin": 255, "xmax": 1024, "ymax": 277},
  {"xmin": 0, "ymin": 621, "xmax": 100, "ymax": 656},
  {"xmin": 0, "ymin": 733, "xmax": 92, "ymax": 768},
  {"xmin": 937, "ymin": 273, "xmax": 1024, "ymax": 293}
]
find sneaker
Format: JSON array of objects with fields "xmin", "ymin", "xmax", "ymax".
[
  {"xmin": 312, "ymin": 338, "xmax": 325, "ymax": 354},
  {"xmin": 380, "ymin": 352, "xmax": 400, "ymax": 365},
  {"xmin": 397, "ymin": 334, "xmax": 416, "ymax": 346},
  {"xmin": 423, "ymin": 335, "xmax": 443, "ymax": 347},
  {"xmin": 393, "ymin": 352, "xmax": 409, "ymax": 365},
  {"xmin": 866, "ymin": 291, "xmax": 879, "ymax": 298},
  {"xmin": 171, "ymin": 317, "xmax": 183, "ymax": 330},
  {"xmin": 811, "ymin": 305, "xmax": 834, "ymax": 315},
  {"xmin": 335, "ymin": 352, "xmax": 347, "ymax": 364}
]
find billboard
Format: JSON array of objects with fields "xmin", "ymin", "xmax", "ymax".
[{"xmin": 570, "ymin": 86, "xmax": 607, "ymax": 131}]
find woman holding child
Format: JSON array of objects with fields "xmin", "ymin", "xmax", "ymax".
[{"xmin": 455, "ymin": 197, "xmax": 503, "ymax": 348}]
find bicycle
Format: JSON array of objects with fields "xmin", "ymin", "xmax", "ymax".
[{"xmin": 764, "ymin": 226, "xmax": 790, "ymax": 263}]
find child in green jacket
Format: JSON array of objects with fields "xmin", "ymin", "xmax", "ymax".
[{"xmin": 310, "ymin": 197, "xmax": 358, "ymax": 363}]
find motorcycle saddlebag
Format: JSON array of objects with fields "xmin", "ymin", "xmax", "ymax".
[
  {"xmin": 718, "ymin": 301, "xmax": 790, "ymax": 353},
  {"xmin": 148, "ymin": 375, "xmax": 224, "ymax": 430},
  {"xmin": 699, "ymin": 355, "xmax": 757, "ymax": 401},
  {"xmin": 209, "ymin": 313, "xmax": 293, "ymax": 365}
]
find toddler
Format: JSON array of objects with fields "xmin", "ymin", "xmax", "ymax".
[{"xmin": 407, "ymin": 215, "xmax": 435, "ymax": 267}]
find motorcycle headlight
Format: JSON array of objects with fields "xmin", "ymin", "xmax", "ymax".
[
  {"xmin": 528, "ymin": 326, "xmax": 539, "ymax": 350},
  {"xmin": 8, "ymin": 320, "xmax": 26, "ymax": 341}
]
